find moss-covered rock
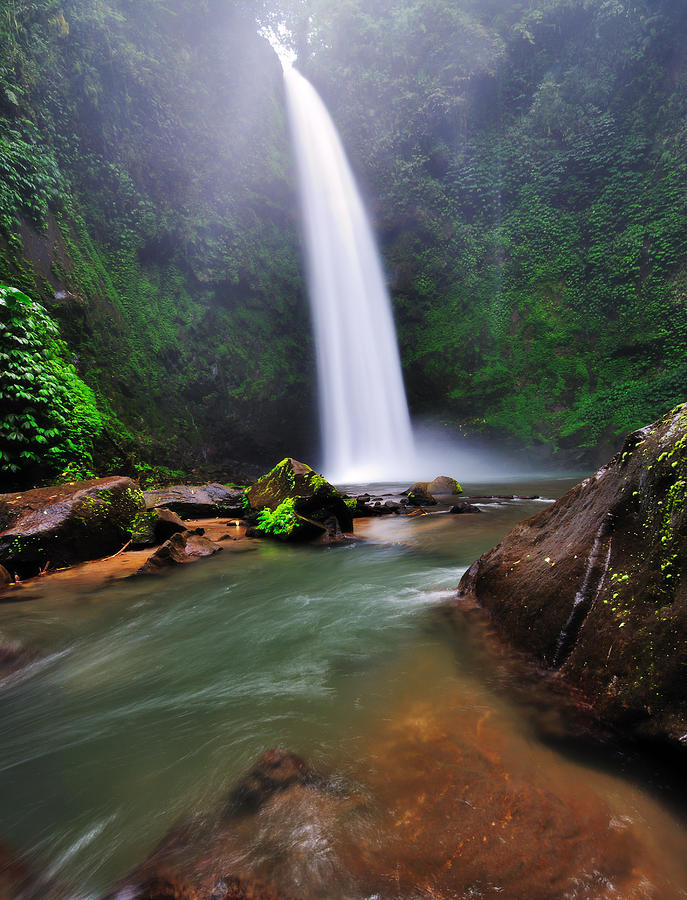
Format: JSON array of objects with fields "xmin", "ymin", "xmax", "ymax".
[
  {"xmin": 403, "ymin": 482, "xmax": 439, "ymax": 507},
  {"xmin": 428, "ymin": 476, "xmax": 463, "ymax": 495},
  {"xmin": 247, "ymin": 458, "xmax": 353, "ymax": 539},
  {"xmin": 457, "ymin": 403, "xmax": 687, "ymax": 749},
  {"xmin": 0, "ymin": 476, "xmax": 144, "ymax": 578},
  {"xmin": 129, "ymin": 508, "xmax": 187, "ymax": 548}
]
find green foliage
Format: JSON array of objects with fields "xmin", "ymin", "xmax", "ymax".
[
  {"xmin": 0, "ymin": 0, "xmax": 312, "ymax": 484},
  {"xmin": 2, "ymin": 0, "xmax": 687, "ymax": 475},
  {"xmin": 0, "ymin": 120, "xmax": 66, "ymax": 234},
  {"xmin": 256, "ymin": 497, "xmax": 298, "ymax": 535},
  {"xmin": 303, "ymin": 0, "xmax": 687, "ymax": 453},
  {"xmin": 0, "ymin": 284, "xmax": 103, "ymax": 486}
]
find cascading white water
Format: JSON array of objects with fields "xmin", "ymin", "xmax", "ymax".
[{"xmin": 283, "ymin": 64, "xmax": 415, "ymax": 483}]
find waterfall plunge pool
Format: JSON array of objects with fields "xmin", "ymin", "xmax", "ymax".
[{"xmin": 0, "ymin": 479, "xmax": 686, "ymax": 898}]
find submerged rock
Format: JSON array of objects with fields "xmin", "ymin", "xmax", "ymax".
[
  {"xmin": 136, "ymin": 532, "xmax": 223, "ymax": 575},
  {"xmin": 247, "ymin": 459, "xmax": 353, "ymax": 539},
  {"xmin": 0, "ymin": 477, "xmax": 145, "ymax": 578},
  {"xmin": 225, "ymin": 749, "xmax": 321, "ymax": 815},
  {"xmin": 0, "ymin": 840, "xmax": 52, "ymax": 899},
  {"xmin": 108, "ymin": 871, "xmax": 198, "ymax": 900},
  {"xmin": 0, "ymin": 638, "xmax": 36, "ymax": 680},
  {"xmin": 107, "ymin": 750, "xmax": 329, "ymax": 900},
  {"xmin": 457, "ymin": 403, "xmax": 687, "ymax": 749},
  {"xmin": 144, "ymin": 484, "xmax": 245, "ymax": 519}
]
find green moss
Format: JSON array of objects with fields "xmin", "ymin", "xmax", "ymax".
[
  {"xmin": 128, "ymin": 509, "xmax": 157, "ymax": 541},
  {"xmin": 256, "ymin": 498, "xmax": 298, "ymax": 536},
  {"xmin": 0, "ymin": 284, "xmax": 104, "ymax": 488}
]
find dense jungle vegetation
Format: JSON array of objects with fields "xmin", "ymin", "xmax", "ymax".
[{"xmin": 1, "ymin": 0, "xmax": 686, "ymax": 486}]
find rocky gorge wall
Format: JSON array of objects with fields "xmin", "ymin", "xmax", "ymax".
[{"xmin": 0, "ymin": 0, "xmax": 314, "ymax": 480}]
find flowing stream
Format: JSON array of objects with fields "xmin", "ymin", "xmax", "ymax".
[
  {"xmin": 0, "ymin": 480, "xmax": 686, "ymax": 898},
  {"xmin": 283, "ymin": 65, "xmax": 415, "ymax": 484}
]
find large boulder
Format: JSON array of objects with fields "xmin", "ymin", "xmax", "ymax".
[
  {"xmin": 403, "ymin": 482, "xmax": 438, "ymax": 506},
  {"xmin": 144, "ymin": 484, "xmax": 245, "ymax": 519},
  {"xmin": 428, "ymin": 475, "xmax": 463, "ymax": 495},
  {"xmin": 0, "ymin": 477, "xmax": 145, "ymax": 578},
  {"xmin": 247, "ymin": 459, "xmax": 353, "ymax": 538},
  {"xmin": 457, "ymin": 404, "xmax": 687, "ymax": 749}
]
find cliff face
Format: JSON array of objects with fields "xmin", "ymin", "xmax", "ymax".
[
  {"xmin": 302, "ymin": 0, "xmax": 687, "ymax": 459},
  {"xmin": 0, "ymin": 0, "xmax": 315, "ymax": 477},
  {"xmin": 458, "ymin": 404, "xmax": 687, "ymax": 748}
]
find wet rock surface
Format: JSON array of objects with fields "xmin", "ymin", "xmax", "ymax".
[
  {"xmin": 247, "ymin": 459, "xmax": 353, "ymax": 538},
  {"xmin": 427, "ymin": 476, "xmax": 462, "ymax": 495},
  {"xmin": 402, "ymin": 482, "xmax": 438, "ymax": 506},
  {"xmin": 130, "ymin": 508, "xmax": 188, "ymax": 548},
  {"xmin": 136, "ymin": 532, "xmax": 223, "ymax": 575},
  {"xmin": 225, "ymin": 749, "xmax": 324, "ymax": 815},
  {"xmin": 108, "ymin": 752, "xmax": 331, "ymax": 900},
  {"xmin": 0, "ymin": 637, "xmax": 36, "ymax": 680},
  {"xmin": 0, "ymin": 477, "xmax": 145, "ymax": 579},
  {"xmin": 449, "ymin": 501, "xmax": 480, "ymax": 514},
  {"xmin": 144, "ymin": 485, "xmax": 245, "ymax": 520},
  {"xmin": 457, "ymin": 404, "xmax": 687, "ymax": 749}
]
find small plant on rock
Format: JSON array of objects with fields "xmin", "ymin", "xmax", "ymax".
[{"xmin": 256, "ymin": 498, "xmax": 298, "ymax": 536}]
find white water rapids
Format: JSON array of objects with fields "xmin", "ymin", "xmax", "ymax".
[{"xmin": 283, "ymin": 64, "xmax": 415, "ymax": 483}]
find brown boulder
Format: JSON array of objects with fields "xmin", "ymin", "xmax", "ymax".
[
  {"xmin": 457, "ymin": 403, "xmax": 687, "ymax": 748},
  {"xmin": 0, "ymin": 477, "xmax": 145, "ymax": 578},
  {"xmin": 130, "ymin": 508, "xmax": 188, "ymax": 548},
  {"xmin": 136, "ymin": 532, "xmax": 223, "ymax": 575},
  {"xmin": 402, "ymin": 482, "xmax": 438, "ymax": 506},
  {"xmin": 428, "ymin": 475, "xmax": 463, "ymax": 494},
  {"xmin": 144, "ymin": 484, "xmax": 245, "ymax": 519}
]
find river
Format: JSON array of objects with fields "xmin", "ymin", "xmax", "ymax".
[{"xmin": 0, "ymin": 478, "xmax": 685, "ymax": 898}]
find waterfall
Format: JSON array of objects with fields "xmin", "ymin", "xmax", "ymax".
[{"xmin": 282, "ymin": 64, "xmax": 415, "ymax": 483}]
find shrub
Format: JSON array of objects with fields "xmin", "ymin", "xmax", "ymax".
[
  {"xmin": 0, "ymin": 284, "xmax": 103, "ymax": 486},
  {"xmin": 256, "ymin": 498, "xmax": 298, "ymax": 536}
]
